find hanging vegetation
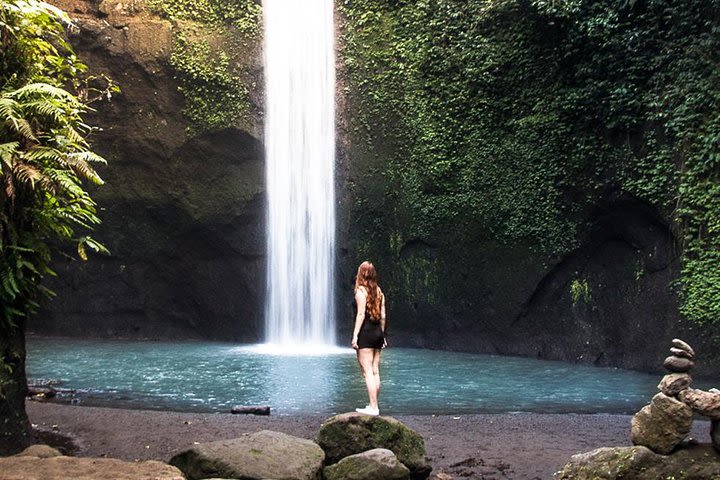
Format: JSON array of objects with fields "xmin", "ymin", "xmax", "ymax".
[{"xmin": 339, "ymin": 0, "xmax": 720, "ymax": 323}]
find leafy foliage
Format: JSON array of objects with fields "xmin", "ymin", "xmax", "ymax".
[
  {"xmin": 339, "ymin": 0, "xmax": 720, "ymax": 323},
  {"xmin": 0, "ymin": 0, "xmax": 115, "ymax": 329}
]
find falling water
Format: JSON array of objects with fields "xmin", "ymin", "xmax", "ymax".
[{"xmin": 263, "ymin": 0, "xmax": 336, "ymax": 348}]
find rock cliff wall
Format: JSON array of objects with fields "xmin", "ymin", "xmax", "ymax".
[{"xmin": 31, "ymin": 0, "xmax": 266, "ymax": 341}]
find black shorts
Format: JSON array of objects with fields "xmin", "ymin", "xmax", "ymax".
[{"xmin": 357, "ymin": 320, "xmax": 384, "ymax": 349}]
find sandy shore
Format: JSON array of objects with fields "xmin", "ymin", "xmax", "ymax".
[{"xmin": 26, "ymin": 401, "xmax": 711, "ymax": 480}]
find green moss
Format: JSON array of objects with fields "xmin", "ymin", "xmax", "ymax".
[
  {"xmin": 148, "ymin": 0, "xmax": 261, "ymax": 135},
  {"xmin": 397, "ymin": 255, "xmax": 438, "ymax": 306},
  {"xmin": 147, "ymin": 0, "xmax": 261, "ymax": 34},
  {"xmin": 169, "ymin": 33, "xmax": 249, "ymax": 135}
]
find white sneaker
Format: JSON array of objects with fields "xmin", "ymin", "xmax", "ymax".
[{"xmin": 355, "ymin": 406, "xmax": 380, "ymax": 416}]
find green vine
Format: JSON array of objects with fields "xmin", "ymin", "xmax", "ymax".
[{"xmin": 340, "ymin": 0, "xmax": 720, "ymax": 323}]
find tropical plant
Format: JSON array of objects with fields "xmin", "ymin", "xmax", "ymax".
[{"xmin": 0, "ymin": 0, "xmax": 116, "ymax": 453}]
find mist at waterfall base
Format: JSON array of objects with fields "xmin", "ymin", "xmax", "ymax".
[{"xmin": 25, "ymin": 337, "xmax": 695, "ymax": 416}]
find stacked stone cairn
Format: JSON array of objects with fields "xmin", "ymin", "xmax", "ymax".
[{"xmin": 631, "ymin": 338, "xmax": 720, "ymax": 454}]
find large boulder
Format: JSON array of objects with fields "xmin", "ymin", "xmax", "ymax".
[
  {"xmin": 323, "ymin": 448, "xmax": 410, "ymax": 480},
  {"xmin": 169, "ymin": 430, "xmax": 324, "ymax": 480},
  {"xmin": 0, "ymin": 455, "xmax": 184, "ymax": 480},
  {"xmin": 316, "ymin": 413, "xmax": 430, "ymax": 479},
  {"xmin": 556, "ymin": 445, "xmax": 720, "ymax": 479},
  {"xmin": 630, "ymin": 392, "xmax": 693, "ymax": 454}
]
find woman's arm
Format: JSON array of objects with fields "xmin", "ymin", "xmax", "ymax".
[
  {"xmin": 352, "ymin": 288, "xmax": 366, "ymax": 350},
  {"xmin": 380, "ymin": 291, "xmax": 386, "ymax": 333},
  {"xmin": 380, "ymin": 290, "xmax": 387, "ymax": 348}
]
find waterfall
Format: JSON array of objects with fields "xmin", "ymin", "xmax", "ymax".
[{"xmin": 263, "ymin": 0, "xmax": 336, "ymax": 348}]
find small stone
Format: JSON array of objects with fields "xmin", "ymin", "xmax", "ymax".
[
  {"xmin": 672, "ymin": 338, "xmax": 695, "ymax": 357},
  {"xmin": 670, "ymin": 347, "xmax": 694, "ymax": 360},
  {"xmin": 712, "ymin": 419, "xmax": 720, "ymax": 453},
  {"xmin": 658, "ymin": 373, "xmax": 692, "ymax": 396},
  {"xmin": 14, "ymin": 445, "xmax": 62, "ymax": 458},
  {"xmin": 664, "ymin": 355, "xmax": 694, "ymax": 373},
  {"xmin": 679, "ymin": 388, "xmax": 720, "ymax": 419}
]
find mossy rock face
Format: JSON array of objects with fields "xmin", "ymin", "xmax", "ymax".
[
  {"xmin": 323, "ymin": 448, "xmax": 410, "ymax": 480},
  {"xmin": 556, "ymin": 444, "xmax": 720, "ymax": 479},
  {"xmin": 317, "ymin": 413, "xmax": 430, "ymax": 479},
  {"xmin": 169, "ymin": 430, "xmax": 324, "ymax": 480}
]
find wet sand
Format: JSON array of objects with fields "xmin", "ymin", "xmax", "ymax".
[{"xmin": 26, "ymin": 401, "xmax": 711, "ymax": 480}]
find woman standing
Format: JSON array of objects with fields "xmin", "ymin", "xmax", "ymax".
[{"xmin": 351, "ymin": 261, "xmax": 387, "ymax": 416}]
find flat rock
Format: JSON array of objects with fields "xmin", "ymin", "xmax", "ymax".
[
  {"xmin": 658, "ymin": 373, "xmax": 692, "ymax": 396},
  {"xmin": 672, "ymin": 338, "xmax": 696, "ymax": 357},
  {"xmin": 557, "ymin": 444, "xmax": 720, "ymax": 479},
  {"xmin": 169, "ymin": 430, "xmax": 324, "ymax": 480},
  {"xmin": 323, "ymin": 448, "xmax": 411, "ymax": 480},
  {"xmin": 679, "ymin": 388, "xmax": 720, "ymax": 419},
  {"xmin": 0, "ymin": 456, "xmax": 184, "ymax": 480},
  {"xmin": 317, "ymin": 413, "xmax": 431, "ymax": 479},
  {"xmin": 663, "ymin": 355, "xmax": 694, "ymax": 373},
  {"xmin": 670, "ymin": 347, "xmax": 694, "ymax": 360},
  {"xmin": 631, "ymin": 393, "xmax": 693, "ymax": 454},
  {"xmin": 14, "ymin": 445, "xmax": 63, "ymax": 458}
]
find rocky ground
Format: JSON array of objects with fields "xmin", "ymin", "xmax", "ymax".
[{"xmin": 26, "ymin": 402, "xmax": 713, "ymax": 480}]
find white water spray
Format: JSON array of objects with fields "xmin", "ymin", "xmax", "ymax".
[{"xmin": 263, "ymin": 0, "xmax": 336, "ymax": 348}]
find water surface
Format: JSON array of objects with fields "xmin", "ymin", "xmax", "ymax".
[{"xmin": 27, "ymin": 338, "xmax": 684, "ymax": 415}]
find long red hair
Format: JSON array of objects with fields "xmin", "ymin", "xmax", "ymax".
[{"xmin": 355, "ymin": 261, "xmax": 382, "ymax": 321}]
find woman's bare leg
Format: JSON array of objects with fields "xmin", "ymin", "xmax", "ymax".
[
  {"xmin": 372, "ymin": 348, "xmax": 381, "ymax": 403},
  {"xmin": 357, "ymin": 348, "xmax": 378, "ymax": 409}
]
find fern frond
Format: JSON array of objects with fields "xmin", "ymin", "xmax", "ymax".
[
  {"xmin": 0, "ymin": 98, "xmax": 37, "ymax": 141},
  {"xmin": 45, "ymin": 168, "xmax": 84, "ymax": 197},
  {"xmin": 66, "ymin": 156, "xmax": 103, "ymax": 184},
  {"xmin": 0, "ymin": 266, "xmax": 20, "ymax": 299},
  {"xmin": 64, "ymin": 126, "xmax": 85, "ymax": 145},
  {"xmin": 12, "ymin": 162, "xmax": 50, "ymax": 189},
  {"xmin": 4, "ymin": 174, "xmax": 16, "ymax": 200},
  {"xmin": 67, "ymin": 150, "xmax": 107, "ymax": 165},
  {"xmin": 11, "ymin": 83, "xmax": 77, "ymax": 104},
  {"xmin": 0, "ymin": 142, "xmax": 19, "ymax": 170},
  {"xmin": 24, "ymin": 145, "xmax": 64, "ymax": 163},
  {"xmin": 0, "ymin": 98, "xmax": 19, "ymax": 121},
  {"xmin": 23, "ymin": 99, "xmax": 66, "ymax": 123}
]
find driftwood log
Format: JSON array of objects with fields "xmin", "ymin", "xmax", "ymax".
[{"xmin": 230, "ymin": 405, "xmax": 271, "ymax": 415}]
